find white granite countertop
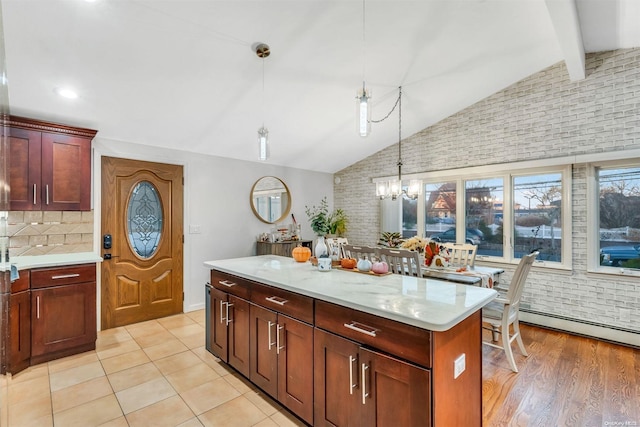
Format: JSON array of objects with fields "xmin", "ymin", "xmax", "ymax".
[
  {"xmin": 6, "ymin": 252, "xmax": 103, "ymax": 270},
  {"xmin": 204, "ymin": 255, "xmax": 497, "ymax": 332}
]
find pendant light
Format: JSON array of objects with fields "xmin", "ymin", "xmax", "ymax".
[
  {"xmin": 256, "ymin": 43, "xmax": 270, "ymax": 161},
  {"xmin": 374, "ymin": 87, "xmax": 420, "ymax": 201},
  {"xmin": 356, "ymin": 0, "xmax": 371, "ymax": 137}
]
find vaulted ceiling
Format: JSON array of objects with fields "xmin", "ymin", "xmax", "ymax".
[{"xmin": 2, "ymin": 0, "xmax": 639, "ymax": 173}]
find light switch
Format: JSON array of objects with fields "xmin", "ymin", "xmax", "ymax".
[
  {"xmin": 189, "ymin": 224, "xmax": 201, "ymax": 234},
  {"xmin": 454, "ymin": 354, "xmax": 466, "ymax": 379}
]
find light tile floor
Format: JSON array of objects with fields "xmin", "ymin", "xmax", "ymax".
[{"xmin": 1, "ymin": 310, "xmax": 306, "ymax": 427}]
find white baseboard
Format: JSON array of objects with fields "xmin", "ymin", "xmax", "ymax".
[
  {"xmin": 185, "ymin": 302, "xmax": 205, "ymax": 313},
  {"xmin": 520, "ymin": 311, "xmax": 639, "ymax": 347}
]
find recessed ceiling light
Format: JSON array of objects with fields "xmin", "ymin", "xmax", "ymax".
[{"xmin": 55, "ymin": 87, "xmax": 78, "ymax": 99}]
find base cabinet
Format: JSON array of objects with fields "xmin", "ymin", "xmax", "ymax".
[
  {"xmin": 314, "ymin": 328, "xmax": 431, "ymax": 427},
  {"xmin": 29, "ymin": 264, "xmax": 97, "ymax": 365},
  {"xmin": 9, "ymin": 290, "xmax": 31, "ymax": 374},
  {"xmin": 250, "ymin": 304, "xmax": 314, "ymax": 425},
  {"xmin": 206, "ymin": 285, "xmax": 250, "ymax": 377}
]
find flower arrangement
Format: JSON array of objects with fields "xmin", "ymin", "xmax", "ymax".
[
  {"xmin": 400, "ymin": 236, "xmax": 430, "ymax": 254},
  {"xmin": 424, "ymin": 240, "xmax": 451, "ymax": 267}
]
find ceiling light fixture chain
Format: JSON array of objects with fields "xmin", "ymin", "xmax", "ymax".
[{"xmin": 375, "ymin": 86, "xmax": 419, "ymax": 201}]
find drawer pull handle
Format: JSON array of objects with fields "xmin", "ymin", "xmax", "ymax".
[
  {"xmin": 268, "ymin": 321, "xmax": 276, "ymax": 350},
  {"xmin": 51, "ymin": 273, "xmax": 81, "ymax": 280},
  {"xmin": 265, "ymin": 296, "xmax": 288, "ymax": 306},
  {"xmin": 226, "ymin": 303, "xmax": 233, "ymax": 326},
  {"xmin": 218, "ymin": 280, "xmax": 237, "ymax": 288},
  {"xmin": 361, "ymin": 363, "xmax": 369, "ymax": 404},
  {"xmin": 349, "ymin": 355, "xmax": 357, "ymax": 395},
  {"xmin": 344, "ymin": 321, "xmax": 377, "ymax": 337}
]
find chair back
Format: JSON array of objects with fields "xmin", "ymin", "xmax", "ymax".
[
  {"xmin": 343, "ymin": 245, "xmax": 379, "ymax": 261},
  {"xmin": 505, "ymin": 251, "xmax": 538, "ymax": 313},
  {"xmin": 378, "ymin": 248, "xmax": 422, "ymax": 276},
  {"xmin": 326, "ymin": 237, "xmax": 349, "ymax": 259},
  {"xmin": 440, "ymin": 242, "xmax": 477, "ymax": 268}
]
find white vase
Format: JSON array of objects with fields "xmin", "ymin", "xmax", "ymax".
[{"xmin": 315, "ymin": 235, "xmax": 328, "ymax": 257}]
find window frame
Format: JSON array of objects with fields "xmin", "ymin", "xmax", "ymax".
[
  {"xmin": 587, "ymin": 159, "xmax": 640, "ymax": 277},
  {"xmin": 414, "ymin": 165, "xmax": 572, "ymax": 269}
]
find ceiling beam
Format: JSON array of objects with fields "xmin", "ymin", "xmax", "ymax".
[{"xmin": 545, "ymin": 0, "xmax": 586, "ymax": 81}]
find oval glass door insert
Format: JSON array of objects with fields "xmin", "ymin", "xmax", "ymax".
[{"xmin": 127, "ymin": 181, "xmax": 163, "ymax": 258}]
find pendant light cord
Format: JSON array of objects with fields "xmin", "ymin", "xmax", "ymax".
[
  {"xmin": 362, "ymin": 0, "xmax": 366, "ymax": 87},
  {"xmin": 262, "ymin": 57, "xmax": 265, "ymax": 128},
  {"xmin": 397, "ymin": 86, "xmax": 402, "ymax": 182}
]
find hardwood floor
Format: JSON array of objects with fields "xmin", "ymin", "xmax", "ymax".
[{"xmin": 482, "ymin": 323, "xmax": 639, "ymax": 427}]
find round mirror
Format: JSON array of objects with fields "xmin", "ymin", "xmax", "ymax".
[{"xmin": 250, "ymin": 176, "xmax": 291, "ymax": 224}]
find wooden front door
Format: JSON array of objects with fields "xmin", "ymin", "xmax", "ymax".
[{"xmin": 101, "ymin": 157, "xmax": 183, "ymax": 329}]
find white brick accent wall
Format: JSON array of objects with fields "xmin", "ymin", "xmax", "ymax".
[{"xmin": 334, "ymin": 48, "xmax": 640, "ymax": 335}]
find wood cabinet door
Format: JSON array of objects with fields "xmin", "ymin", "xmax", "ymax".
[
  {"xmin": 277, "ymin": 315, "xmax": 314, "ymax": 425},
  {"xmin": 31, "ymin": 282, "xmax": 97, "ymax": 361},
  {"xmin": 314, "ymin": 328, "xmax": 361, "ymax": 427},
  {"xmin": 360, "ymin": 348, "xmax": 431, "ymax": 427},
  {"xmin": 9, "ymin": 290, "xmax": 31, "ymax": 374},
  {"xmin": 41, "ymin": 132, "xmax": 91, "ymax": 210},
  {"xmin": 8, "ymin": 127, "xmax": 42, "ymax": 210},
  {"xmin": 249, "ymin": 303, "xmax": 278, "ymax": 398},
  {"xmin": 208, "ymin": 286, "xmax": 228, "ymax": 362},
  {"xmin": 228, "ymin": 295, "xmax": 250, "ymax": 377}
]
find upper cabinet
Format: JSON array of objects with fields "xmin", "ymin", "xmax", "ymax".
[{"xmin": 7, "ymin": 116, "xmax": 97, "ymax": 211}]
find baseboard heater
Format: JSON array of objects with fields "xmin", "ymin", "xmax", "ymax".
[{"xmin": 519, "ymin": 309, "xmax": 639, "ymax": 349}]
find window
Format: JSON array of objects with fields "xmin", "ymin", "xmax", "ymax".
[
  {"xmin": 465, "ymin": 178, "xmax": 504, "ymax": 257},
  {"xmin": 424, "ymin": 182, "xmax": 456, "ymax": 240},
  {"xmin": 513, "ymin": 173, "xmax": 562, "ymax": 262},
  {"xmin": 127, "ymin": 181, "xmax": 163, "ymax": 258},
  {"xmin": 402, "ymin": 185, "xmax": 418, "ymax": 238},
  {"xmin": 395, "ymin": 165, "xmax": 571, "ymax": 268},
  {"xmin": 596, "ymin": 166, "xmax": 640, "ymax": 270}
]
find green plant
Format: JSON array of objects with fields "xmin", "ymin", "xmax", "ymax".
[
  {"xmin": 329, "ymin": 208, "xmax": 348, "ymax": 236},
  {"xmin": 379, "ymin": 231, "xmax": 402, "ymax": 248},
  {"xmin": 306, "ymin": 197, "xmax": 349, "ymax": 236},
  {"xmin": 305, "ymin": 197, "xmax": 331, "ymax": 235}
]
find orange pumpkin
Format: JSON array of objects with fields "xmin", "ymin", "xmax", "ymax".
[
  {"xmin": 292, "ymin": 245, "xmax": 311, "ymax": 262},
  {"xmin": 340, "ymin": 258, "xmax": 357, "ymax": 269}
]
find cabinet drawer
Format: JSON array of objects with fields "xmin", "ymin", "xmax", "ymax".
[
  {"xmin": 11, "ymin": 269, "xmax": 30, "ymax": 293},
  {"xmin": 251, "ymin": 282, "xmax": 314, "ymax": 324},
  {"xmin": 315, "ymin": 300, "xmax": 432, "ymax": 368},
  {"xmin": 211, "ymin": 270, "xmax": 251, "ymax": 300},
  {"xmin": 31, "ymin": 264, "xmax": 96, "ymax": 289}
]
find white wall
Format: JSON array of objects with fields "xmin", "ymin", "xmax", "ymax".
[{"xmin": 93, "ymin": 138, "xmax": 333, "ymax": 317}]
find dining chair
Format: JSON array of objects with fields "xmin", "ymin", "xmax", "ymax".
[
  {"xmin": 482, "ymin": 251, "xmax": 538, "ymax": 373},
  {"xmin": 326, "ymin": 237, "xmax": 349, "ymax": 259},
  {"xmin": 378, "ymin": 248, "xmax": 422, "ymax": 276},
  {"xmin": 342, "ymin": 244, "xmax": 379, "ymax": 261},
  {"xmin": 440, "ymin": 242, "xmax": 477, "ymax": 268}
]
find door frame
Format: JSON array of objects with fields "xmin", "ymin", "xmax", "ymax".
[{"xmin": 93, "ymin": 147, "xmax": 188, "ymax": 330}]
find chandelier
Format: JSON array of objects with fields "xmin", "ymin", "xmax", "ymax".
[{"xmin": 374, "ymin": 86, "xmax": 420, "ymax": 201}]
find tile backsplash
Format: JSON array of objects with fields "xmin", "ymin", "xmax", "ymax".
[{"xmin": 8, "ymin": 211, "xmax": 94, "ymax": 257}]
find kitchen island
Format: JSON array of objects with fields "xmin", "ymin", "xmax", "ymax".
[{"xmin": 204, "ymin": 255, "xmax": 497, "ymax": 426}]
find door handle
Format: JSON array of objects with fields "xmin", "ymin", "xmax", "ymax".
[
  {"xmin": 268, "ymin": 321, "xmax": 276, "ymax": 351},
  {"xmin": 225, "ymin": 302, "xmax": 233, "ymax": 326},
  {"xmin": 219, "ymin": 300, "xmax": 227, "ymax": 324},
  {"xmin": 361, "ymin": 363, "xmax": 369, "ymax": 404},
  {"xmin": 276, "ymin": 324, "xmax": 284, "ymax": 354},
  {"xmin": 349, "ymin": 355, "xmax": 357, "ymax": 395},
  {"xmin": 36, "ymin": 296, "xmax": 40, "ymax": 319},
  {"xmin": 33, "ymin": 184, "xmax": 37, "ymax": 205}
]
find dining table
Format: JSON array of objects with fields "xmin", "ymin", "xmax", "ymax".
[{"xmin": 421, "ymin": 265, "xmax": 504, "ymax": 288}]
